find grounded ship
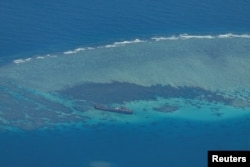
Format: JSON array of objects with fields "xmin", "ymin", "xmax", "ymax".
[{"xmin": 94, "ymin": 104, "xmax": 133, "ymax": 114}]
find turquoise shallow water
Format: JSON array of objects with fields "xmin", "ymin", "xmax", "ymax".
[
  {"xmin": 0, "ymin": 35, "xmax": 250, "ymax": 167},
  {"xmin": 0, "ymin": 0, "xmax": 250, "ymax": 166},
  {"xmin": 1, "ymin": 35, "xmax": 250, "ymax": 129}
]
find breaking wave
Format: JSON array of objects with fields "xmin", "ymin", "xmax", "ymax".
[
  {"xmin": 1, "ymin": 32, "xmax": 250, "ymax": 130},
  {"xmin": 11, "ymin": 33, "xmax": 250, "ymax": 64},
  {"xmin": 1, "ymin": 32, "xmax": 250, "ymax": 97}
]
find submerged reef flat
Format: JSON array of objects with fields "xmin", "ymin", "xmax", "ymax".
[
  {"xmin": 0, "ymin": 80, "xmax": 249, "ymax": 130},
  {"xmin": 1, "ymin": 37, "xmax": 250, "ymax": 92},
  {"xmin": 0, "ymin": 79, "xmax": 90, "ymax": 130},
  {"xmin": 0, "ymin": 35, "xmax": 250, "ymax": 130},
  {"xmin": 58, "ymin": 81, "xmax": 250, "ymax": 111}
]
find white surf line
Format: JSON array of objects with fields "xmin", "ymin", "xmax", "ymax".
[
  {"xmin": 12, "ymin": 33, "xmax": 250, "ymax": 64},
  {"xmin": 13, "ymin": 57, "xmax": 32, "ymax": 64},
  {"xmin": 151, "ymin": 33, "xmax": 250, "ymax": 41},
  {"xmin": 13, "ymin": 54, "xmax": 57, "ymax": 64}
]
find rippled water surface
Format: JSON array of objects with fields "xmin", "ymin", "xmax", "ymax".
[{"xmin": 0, "ymin": 1, "xmax": 250, "ymax": 167}]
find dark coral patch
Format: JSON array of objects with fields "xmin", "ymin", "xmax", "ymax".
[
  {"xmin": 153, "ymin": 104, "xmax": 179, "ymax": 113},
  {"xmin": 57, "ymin": 81, "xmax": 234, "ymax": 105}
]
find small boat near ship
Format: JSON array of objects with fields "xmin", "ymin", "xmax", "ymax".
[{"xmin": 94, "ymin": 104, "xmax": 133, "ymax": 114}]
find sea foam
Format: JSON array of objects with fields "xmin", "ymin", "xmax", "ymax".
[
  {"xmin": 12, "ymin": 33, "xmax": 250, "ymax": 64},
  {"xmin": 4, "ymin": 33, "xmax": 249, "ymax": 95}
]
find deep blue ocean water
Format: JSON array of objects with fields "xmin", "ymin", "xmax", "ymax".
[
  {"xmin": 0, "ymin": 118, "xmax": 249, "ymax": 167},
  {"xmin": 0, "ymin": 0, "xmax": 250, "ymax": 167},
  {"xmin": 1, "ymin": 0, "xmax": 250, "ymax": 61}
]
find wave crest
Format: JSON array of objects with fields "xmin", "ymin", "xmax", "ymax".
[{"xmin": 11, "ymin": 33, "xmax": 250, "ymax": 65}]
